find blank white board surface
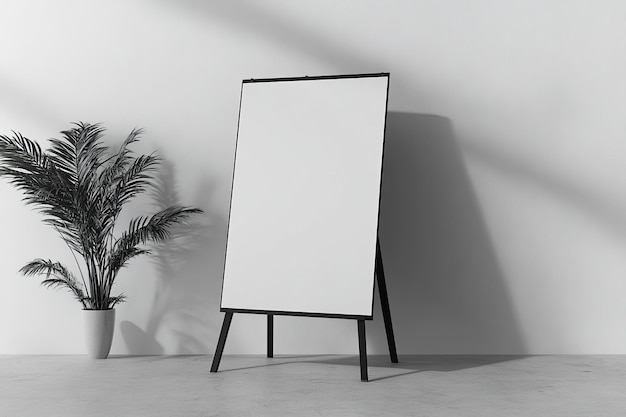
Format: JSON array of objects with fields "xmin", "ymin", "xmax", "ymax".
[{"xmin": 220, "ymin": 74, "xmax": 389, "ymax": 318}]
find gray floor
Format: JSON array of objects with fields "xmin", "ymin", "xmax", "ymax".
[{"xmin": 1, "ymin": 355, "xmax": 624, "ymax": 417}]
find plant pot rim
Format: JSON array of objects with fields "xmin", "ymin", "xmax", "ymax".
[{"xmin": 82, "ymin": 308, "xmax": 116, "ymax": 311}]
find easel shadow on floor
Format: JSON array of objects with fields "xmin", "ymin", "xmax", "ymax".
[{"xmin": 214, "ymin": 354, "xmax": 533, "ymax": 382}]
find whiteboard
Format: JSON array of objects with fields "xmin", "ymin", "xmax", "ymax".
[{"xmin": 220, "ymin": 74, "xmax": 389, "ymax": 318}]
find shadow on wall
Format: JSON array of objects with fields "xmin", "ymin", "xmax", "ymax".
[
  {"xmin": 462, "ymin": 142, "xmax": 626, "ymax": 237},
  {"xmin": 0, "ymin": 76, "xmax": 65, "ymax": 128},
  {"xmin": 123, "ymin": 2, "xmax": 527, "ymax": 355},
  {"xmin": 120, "ymin": 157, "xmax": 226, "ymax": 354},
  {"xmin": 371, "ymin": 112, "xmax": 526, "ymax": 354},
  {"xmin": 158, "ymin": 0, "xmax": 380, "ymax": 73}
]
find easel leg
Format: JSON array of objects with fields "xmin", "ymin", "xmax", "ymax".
[
  {"xmin": 267, "ymin": 314, "xmax": 274, "ymax": 358},
  {"xmin": 376, "ymin": 238, "xmax": 399, "ymax": 363},
  {"xmin": 357, "ymin": 320, "xmax": 368, "ymax": 382},
  {"xmin": 210, "ymin": 312, "xmax": 233, "ymax": 372}
]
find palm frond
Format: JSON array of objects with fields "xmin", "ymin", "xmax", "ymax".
[
  {"xmin": 0, "ymin": 131, "xmax": 48, "ymax": 171},
  {"xmin": 0, "ymin": 133, "xmax": 76, "ymax": 217},
  {"xmin": 47, "ymin": 137, "xmax": 78, "ymax": 180},
  {"xmin": 20, "ymin": 259, "xmax": 87, "ymax": 308},
  {"xmin": 114, "ymin": 153, "xmax": 161, "ymax": 207},
  {"xmin": 108, "ymin": 206, "xmax": 202, "ymax": 275},
  {"xmin": 99, "ymin": 127, "xmax": 144, "ymax": 187},
  {"xmin": 119, "ymin": 206, "xmax": 203, "ymax": 247},
  {"xmin": 108, "ymin": 294, "xmax": 127, "ymax": 308}
]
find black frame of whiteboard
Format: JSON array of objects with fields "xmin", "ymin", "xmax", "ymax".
[
  {"xmin": 218, "ymin": 72, "xmax": 391, "ymax": 321},
  {"xmin": 213, "ymin": 73, "xmax": 396, "ymax": 381}
]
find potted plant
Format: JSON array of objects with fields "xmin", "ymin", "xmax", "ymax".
[{"xmin": 0, "ymin": 122, "xmax": 202, "ymax": 358}]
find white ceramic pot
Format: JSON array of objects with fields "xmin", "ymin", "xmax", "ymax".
[{"xmin": 82, "ymin": 309, "xmax": 116, "ymax": 359}]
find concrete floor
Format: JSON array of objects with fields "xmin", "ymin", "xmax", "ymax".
[{"xmin": 0, "ymin": 355, "xmax": 624, "ymax": 417}]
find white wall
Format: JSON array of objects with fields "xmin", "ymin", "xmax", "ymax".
[{"xmin": 1, "ymin": 0, "xmax": 625, "ymax": 354}]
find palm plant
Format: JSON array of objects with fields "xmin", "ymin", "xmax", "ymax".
[{"xmin": 0, "ymin": 122, "xmax": 202, "ymax": 310}]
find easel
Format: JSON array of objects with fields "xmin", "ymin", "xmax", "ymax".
[{"xmin": 210, "ymin": 238, "xmax": 398, "ymax": 382}]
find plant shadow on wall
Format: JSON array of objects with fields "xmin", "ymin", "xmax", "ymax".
[
  {"xmin": 120, "ymin": 157, "xmax": 220, "ymax": 354},
  {"xmin": 372, "ymin": 112, "xmax": 525, "ymax": 354}
]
